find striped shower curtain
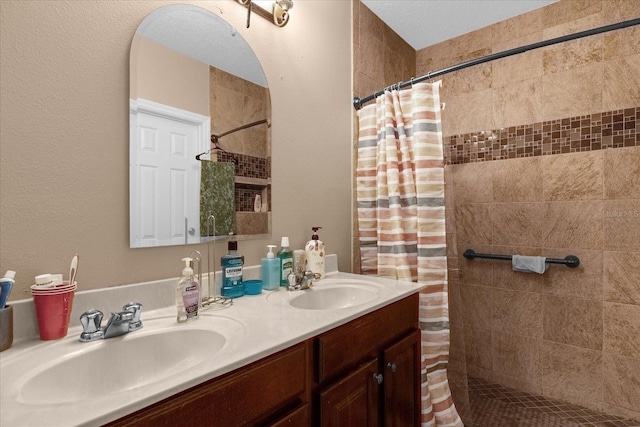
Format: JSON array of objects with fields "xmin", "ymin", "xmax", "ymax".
[{"xmin": 356, "ymin": 82, "xmax": 462, "ymax": 426}]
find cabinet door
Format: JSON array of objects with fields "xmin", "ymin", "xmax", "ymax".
[
  {"xmin": 316, "ymin": 294, "xmax": 418, "ymax": 385},
  {"xmin": 319, "ymin": 358, "xmax": 380, "ymax": 427},
  {"xmin": 106, "ymin": 342, "xmax": 308, "ymax": 427},
  {"xmin": 270, "ymin": 403, "xmax": 310, "ymax": 426},
  {"xmin": 382, "ymin": 329, "xmax": 420, "ymax": 427}
]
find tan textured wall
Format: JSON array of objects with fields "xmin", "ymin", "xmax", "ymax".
[
  {"xmin": 132, "ymin": 36, "xmax": 209, "ymax": 116},
  {"xmin": 415, "ymin": 0, "xmax": 640, "ymax": 421},
  {"xmin": 0, "ymin": 1, "xmax": 353, "ymax": 298}
]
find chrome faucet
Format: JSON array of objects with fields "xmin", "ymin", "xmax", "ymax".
[
  {"xmin": 287, "ymin": 270, "xmax": 316, "ymax": 291},
  {"xmin": 79, "ymin": 302, "xmax": 143, "ymax": 342}
]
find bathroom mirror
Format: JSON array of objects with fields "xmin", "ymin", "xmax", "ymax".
[{"xmin": 129, "ymin": 4, "xmax": 271, "ymax": 248}]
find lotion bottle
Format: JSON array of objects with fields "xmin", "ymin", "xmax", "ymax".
[
  {"xmin": 261, "ymin": 245, "xmax": 280, "ymax": 291},
  {"xmin": 176, "ymin": 257, "xmax": 200, "ymax": 323},
  {"xmin": 221, "ymin": 239, "xmax": 244, "ymax": 298},
  {"xmin": 277, "ymin": 237, "xmax": 293, "ymax": 287},
  {"xmin": 305, "ymin": 227, "xmax": 325, "ymax": 278}
]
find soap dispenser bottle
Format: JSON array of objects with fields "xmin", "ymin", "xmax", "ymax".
[
  {"xmin": 277, "ymin": 237, "xmax": 293, "ymax": 287},
  {"xmin": 305, "ymin": 227, "xmax": 325, "ymax": 279},
  {"xmin": 221, "ymin": 239, "xmax": 244, "ymax": 298},
  {"xmin": 176, "ymin": 257, "xmax": 200, "ymax": 323},
  {"xmin": 261, "ymin": 245, "xmax": 281, "ymax": 291}
]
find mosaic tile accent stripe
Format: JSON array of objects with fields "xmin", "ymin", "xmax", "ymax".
[
  {"xmin": 217, "ymin": 153, "xmax": 270, "ymax": 212},
  {"xmin": 445, "ymin": 107, "xmax": 639, "ymax": 165},
  {"xmin": 218, "ymin": 152, "xmax": 269, "ymax": 179}
]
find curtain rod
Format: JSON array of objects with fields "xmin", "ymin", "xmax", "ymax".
[
  {"xmin": 195, "ymin": 119, "xmax": 269, "ymax": 161},
  {"xmin": 353, "ymin": 17, "xmax": 640, "ymax": 110}
]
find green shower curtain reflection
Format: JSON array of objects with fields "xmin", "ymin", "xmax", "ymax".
[{"xmin": 200, "ymin": 161, "xmax": 235, "ymax": 237}]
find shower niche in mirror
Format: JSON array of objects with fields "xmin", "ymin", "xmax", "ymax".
[{"xmin": 130, "ymin": 4, "xmax": 271, "ymax": 248}]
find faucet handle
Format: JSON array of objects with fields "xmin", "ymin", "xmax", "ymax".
[
  {"xmin": 79, "ymin": 309, "xmax": 104, "ymax": 342},
  {"xmin": 122, "ymin": 302, "xmax": 142, "ymax": 320},
  {"xmin": 286, "ymin": 271, "xmax": 315, "ymax": 291},
  {"xmin": 123, "ymin": 302, "xmax": 143, "ymax": 332},
  {"xmin": 286, "ymin": 273, "xmax": 298, "ymax": 291}
]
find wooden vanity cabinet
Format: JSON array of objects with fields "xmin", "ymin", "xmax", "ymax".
[
  {"xmin": 314, "ymin": 293, "xmax": 420, "ymax": 427},
  {"xmin": 105, "ymin": 341, "xmax": 310, "ymax": 427},
  {"xmin": 381, "ymin": 329, "xmax": 421, "ymax": 427},
  {"xmin": 106, "ymin": 293, "xmax": 420, "ymax": 427}
]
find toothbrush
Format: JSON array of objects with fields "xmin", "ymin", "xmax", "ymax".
[{"xmin": 0, "ymin": 270, "xmax": 16, "ymax": 308}]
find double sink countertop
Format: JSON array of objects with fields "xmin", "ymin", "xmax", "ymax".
[{"xmin": 0, "ymin": 255, "xmax": 426, "ymax": 426}]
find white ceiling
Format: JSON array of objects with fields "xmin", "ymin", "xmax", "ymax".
[
  {"xmin": 137, "ymin": 2, "xmax": 559, "ymax": 88},
  {"xmin": 360, "ymin": 0, "xmax": 558, "ymax": 50},
  {"xmin": 137, "ymin": 4, "xmax": 268, "ymax": 87}
]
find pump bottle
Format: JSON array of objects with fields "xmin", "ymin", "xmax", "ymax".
[
  {"xmin": 305, "ymin": 227, "xmax": 325, "ymax": 278},
  {"xmin": 176, "ymin": 257, "xmax": 200, "ymax": 323},
  {"xmin": 261, "ymin": 245, "xmax": 281, "ymax": 291}
]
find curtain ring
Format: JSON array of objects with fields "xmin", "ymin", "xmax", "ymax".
[{"xmin": 410, "ymin": 77, "xmax": 414, "ymax": 87}]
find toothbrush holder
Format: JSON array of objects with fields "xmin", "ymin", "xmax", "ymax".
[{"xmin": 0, "ymin": 305, "xmax": 13, "ymax": 352}]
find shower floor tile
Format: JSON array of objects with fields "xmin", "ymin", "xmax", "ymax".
[{"xmin": 466, "ymin": 376, "xmax": 640, "ymax": 427}]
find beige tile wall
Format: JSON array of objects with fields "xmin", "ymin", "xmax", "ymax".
[
  {"xmin": 210, "ymin": 67, "xmax": 271, "ymax": 229},
  {"xmin": 352, "ymin": 0, "xmax": 416, "ymax": 273},
  {"xmin": 419, "ymin": 0, "xmax": 640, "ymax": 420},
  {"xmin": 210, "ymin": 67, "xmax": 269, "ymax": 158},
  {"xmin": 451, "ymin": 147, "xmax": 640, "ymax": 419},
  {"xmin": 354, "ymin": 0, "xmax": 640, "ymax": 421},
  {"xmin": 417, "ymin": 0, "xmax": 640, "ymax": 137}
]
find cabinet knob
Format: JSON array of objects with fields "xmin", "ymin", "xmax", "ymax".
[
  {"xmin": 387, "ymin": 362, "xmax": 397, "ymax": 373},
  {"xmin": 372, "ymin": 373, "xmax": 383, "ymax": 384}
]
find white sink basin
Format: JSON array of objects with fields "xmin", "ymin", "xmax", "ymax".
[
  {"xmin": 10, "ymin": 315, "xmax": 244, "ymax": 405},
  {"xmin": 267, "ymin": 279, "xmax": 381, "ymax": 310}
]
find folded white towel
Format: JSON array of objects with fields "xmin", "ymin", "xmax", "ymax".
[{"xmin": 512, "ymin": 255, "xmax": 548, "ymax": 274}]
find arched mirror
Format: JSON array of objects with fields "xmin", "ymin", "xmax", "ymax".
[{"xmin": 130, "ymin": 4, "xmax": 271, "ymax": 248}]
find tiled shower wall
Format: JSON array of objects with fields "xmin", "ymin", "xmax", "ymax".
[
  {"xmin": 415, "ymin": 0, "xmax": 640, "ymax": 421},
  {"xmin": 210, "ymin": 67, "xmax": 271, "ymax": 221},
  {"xmin": 352, "ymin": 0, "xmax": 416, "ymax": 273},
  {"xmin": 449, "ymin": 147, "xmax": 640, "ymax": 420},
  {"xmin": 354, "ymin": 0, "xmax": 640, "ymax": 423}
]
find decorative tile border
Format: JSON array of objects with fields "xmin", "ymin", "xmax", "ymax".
[
  {"xmin": 218, "ymin": 152, "xmax": 269, "ymax": 179},
  {"xmin": 218, "ymin": 152, "xmax": 270, "ymax": 212},
  {"xmin": 445, "ymin": 107, "xmax": 639, "ymax": 165}
]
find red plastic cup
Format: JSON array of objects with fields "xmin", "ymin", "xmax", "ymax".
[{"xmin": 32, "ymin": 285, "xmax": 75, "ymax": 340}]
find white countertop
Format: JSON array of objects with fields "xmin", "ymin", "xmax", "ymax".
[{"xmin": 0, "ymin": 255, "xmax": 425, "ymax": 426}]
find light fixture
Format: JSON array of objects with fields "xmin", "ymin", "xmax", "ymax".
[{"xmin": 237, "ymin": 0, "xmax": 293, "ymax": 27}]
